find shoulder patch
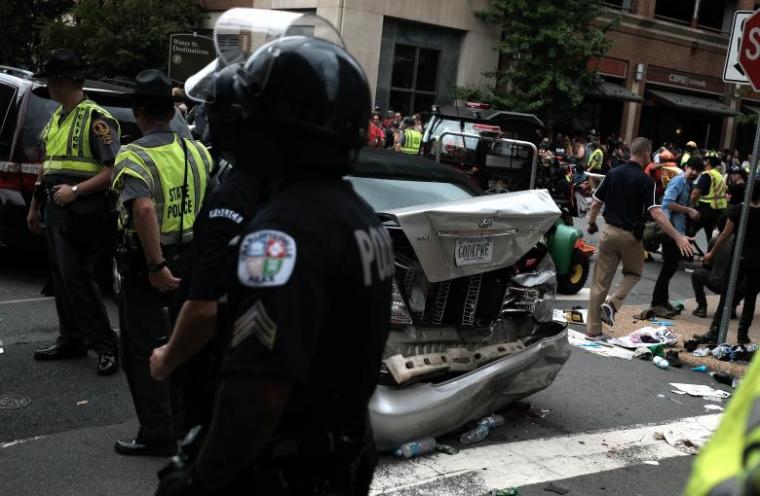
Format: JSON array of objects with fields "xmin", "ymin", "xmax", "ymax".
[
  {"xmin": 92, "ymin": 119, "xmax": 113, "ymax": 144},
  {"xmin": 238, "ymin": 230, "xmax": 297, "ymax": 287}
]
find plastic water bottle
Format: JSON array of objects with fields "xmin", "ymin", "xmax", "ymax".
[
  {"xmin": 691, "ymin": 365, "xmax": 709, "ymax": 373},
  {"xmin": 460, "ymin": 423, "xmax": 490, "ymax": 444},
  {"xmin": 478, "ymin": 414, "xmax": 506, "ymax": 429},
  {"xmin": 653, "ymin": 356, "xmax": 669, "ymax": 370},
  {"xmin": 394, "ymin": 437, "xmax": 437, "ymax": 458}
]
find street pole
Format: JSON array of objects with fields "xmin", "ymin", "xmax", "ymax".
[{"xmin": 717, "ymin": 120, "xmax": 760, "ymax": 343}]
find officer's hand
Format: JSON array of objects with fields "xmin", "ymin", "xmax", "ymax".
[
  {"xmin": 587, "ymin": 222, "xmax": 599, "ymax": 235},
  {"xmin": 149, "ymin": 267, "xmax": 181, "ymax": 292},
  {"xmin": 676, "ymin": 235, "xmax": 694, "ymax": 257},
  {"xmin": 687, "ymin": 208, "xmax": 700, "ymax": 221},
  {"xmin": 150, "ymin": 345, "xmax": 174, "ymax": 381},
  {"xmin": 51, "ymin": 184, "xmax": 78, "ymax": 206},
  {"xmin": 27, "ymin": 208, "xmax": 42, "ymax": 235}
]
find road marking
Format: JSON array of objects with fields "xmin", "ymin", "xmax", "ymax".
[
  {"xmin": 370, "ymin": 414, "xmax": 721, "ymax": 495},
  {"xmin": 0, "ymin": 296, "xmax": 54, "ymax": 305},
  {"xmin": 1, "ymin": 435, "xmax": 46, "ymax": 449},
  {"xmin": 556, "ymin": 287, "xmax": 590, "ymax": 301}
]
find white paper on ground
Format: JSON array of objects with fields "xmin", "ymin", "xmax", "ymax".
[
  {"xmin": 568, "ymin": 330, "xmax": 635, "ymax": 360},
  {"xmin": 670, "ymin": 383, "xmax": 731, "ymax": 399}
]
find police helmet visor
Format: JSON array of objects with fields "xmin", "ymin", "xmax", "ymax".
[{"xmin": 185, "ymin": 8, "xmax": 344, "ymax": 102}]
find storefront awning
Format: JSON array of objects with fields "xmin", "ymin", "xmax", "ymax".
[
  {"xmin": 593, "ymin": 80, "xmax": 643, "ymax": 102},
  {"xmin": 647, "ymin": 89, "xmax": 737, "ymax": 116},
  {"xmin": 742, "ymin": 104, "xmax": 760, "ymax": 115}
]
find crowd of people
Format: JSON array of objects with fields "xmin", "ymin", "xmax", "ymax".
[{"xmin": 367, "ymin": 109, "xmax": 424, "ymax": 153}]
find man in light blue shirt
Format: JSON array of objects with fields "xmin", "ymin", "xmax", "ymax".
[{"xmin": 650, "ymin": 157, "xmax": 703, "ymax": 317}]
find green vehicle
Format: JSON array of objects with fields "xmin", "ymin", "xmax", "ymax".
[{"xmin": 426, "ymin": 108, "xmax": 593, "ymax": 295}]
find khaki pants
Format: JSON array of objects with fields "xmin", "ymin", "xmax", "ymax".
[{"xmin": 587, "ymin": 224, "xmax": 644, "ymax": 335}]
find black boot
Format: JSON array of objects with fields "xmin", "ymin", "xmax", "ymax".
[
  {"xmin": 738, "ymin": 329, "xmax": 751, "ymax": 345},
  {"xmin": 693, "ymin": 330, "xmax": 718, "ymax": 345},
  {"xmin": 692, "ymin": 306, "xmax": 707, "ymax": 318}
]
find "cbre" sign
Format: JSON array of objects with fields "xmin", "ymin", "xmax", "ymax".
[{"xmin": 739, "ymin": 10, "xmax": 760, "ymax": 91}]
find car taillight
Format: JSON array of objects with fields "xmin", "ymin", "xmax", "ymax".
[
  {"xmin": 0, "ymin": 162, "xmax": 41, "ymax": 191},
  {"xmin": 390, "ymin": 278, "xmax": 413, "ymax": 326}
]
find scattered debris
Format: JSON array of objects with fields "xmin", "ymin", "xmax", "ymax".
[
  {"xmin": 683, "ymin": 339, "xmax": 699, "ymax": 352},
  {"xmin": 394, "ymin": 437, "xmax": 437, "ymax": 458},
  {"xmin": 568, "ymin": 330, "xmax": 634, "ymax": 360},
  {"xmin": 0, "ymin": 338, "xmax": 4, "ymax": 354},
  {"xmin": 0, "ymin": 395, "xmax": 31, "ymax": 410},
  {"xmin": 634, "ymin": 347, "xmax": 653, "ymax": 360},
  {"xmin": 665, "ymin": 350, "xmax": 683, "ymax": 367},
  {"xmin": 711, "ymin": 372, "xmax": 734, "ymax": 386},
  {"xmin": 555, "ymin": 309, "xmax": 587, "ymax": 325},
  {"xmin": 670, "ymin": 383, "xmax": 731, "ymax": 399},
  {"xmin": 435, "ymin": 444, "xmax": 459, "ymax": 455},
  {"xmin": 691, "ymin": 365, "xmax": 709, "ymax": 373},
  {"xmin": 642, "ymin": 461, "xmax": 660, "ymax": 466},
  {"xmin": 704, "ymin": 404, "xmax": 724, "ymax": 412},
  {"xmin": 653, "ymin": 356, "xmax": 669, "ymax": 370},
  {"xmin": 76, "ymin": 400, "xmax": 88, "ymax": 406},
  {"xmin": 489, "ymin": 488, "xmax": 520, "ymax": 496},
  {"xmin": 609, "ymin": 327, "xmax": 678, "ymax": 349},
  {"xmin": 692, "ymin": 348, "xmax": 710, "ymax": 357},
  {"xmin": 543, "ymin": 482, "xmax": 570, "ymax": 494},
  {"xmin": 526, "ymin": 408, "xmax": 551, "ymax": 418}
]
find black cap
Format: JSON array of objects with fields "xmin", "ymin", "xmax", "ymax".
[
  {"xmin": 34, "ymin": 49, "xmax": 85, "ymax": 80},
  {"xmin": 131, "ymin": 69, "xmax": 175, "ymax": 100}
]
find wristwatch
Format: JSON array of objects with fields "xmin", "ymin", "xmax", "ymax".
[
  {"xmin": 148, "ymin": 260, "xmax": 167, "ymax": 273},
  {"xmin": 71, "ymin": 184, "xmax": 79, "ymax": 195}
]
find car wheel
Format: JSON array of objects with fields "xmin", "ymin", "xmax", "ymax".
[{"xmin": 557, "ymin": 248, "xmax": 589, "ymax": 295}]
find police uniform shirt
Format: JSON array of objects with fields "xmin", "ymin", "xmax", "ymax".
[
  {"xmin": 696, "ymin": 172, "xmax": 712, "ymax": 198},
  {"xmin": 114, "ymin": 128, "xmax": 176, "ymax": 204},
  {"xmin": 222, "ymin": 179, "xmax": 393, "ymax": 430},
  {"xmin": 593, "ymin": 160, "xmax": 657, "ymax": 231},
  {"xmin": 44, "ymin": 105, "xmax": 121, "ymax": 183},
  {"xmin": 185, "ymin": 166, "xmax": 260, "ymax": 301}
]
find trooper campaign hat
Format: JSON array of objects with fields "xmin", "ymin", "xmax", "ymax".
[
  {"xmin": 131, "ymin": 69, "xmax": 178, "ymax": 101},
  {"xmin": 34, "ymin": 49, "xmax": 86, "ymax": 80}
]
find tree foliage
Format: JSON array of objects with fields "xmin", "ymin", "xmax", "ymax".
[
  {"xmin": 41, "ymin": 0, "xmax": 207, "ymax": 80},
  {"xmin": 0, "ymin": 0, "xmax": 75, "ymax": 70},
  {"xmin": 477, "ymin": 0, "xmax": 617, "ymax": 132}
]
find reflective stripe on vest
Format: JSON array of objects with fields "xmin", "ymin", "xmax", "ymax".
[
  {"xmin": 42, "ymin": 100, "xmax": 119, "ymax": 177},
  {"xmin": 681, "ymin": 152, "xmax": 691, "ymax": 167},
  {"xmin": 699, "ymin": 168, "xmax": 728, "ymax": 209},
  {"xmin": 587, "ymin": 148, "xmax": 604, "ymax": 171},
  {"xmin": 400, "ymin": 129, "xmax": 422, "ymax": 154},
  {"xmin": 112, "ymin": 135, "xmax": 210, "ymax": 246}
]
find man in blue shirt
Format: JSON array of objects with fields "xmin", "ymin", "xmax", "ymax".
[{"xmin": 649, "ymin": 157, "xmax": 703, "ymax": 317}]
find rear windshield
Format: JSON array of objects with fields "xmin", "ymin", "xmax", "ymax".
[
  {"xmin": 347, "ymin": 176, "xmax": 472, "ymax": 211},
  {"xmin": 18, "ymin": 94, "xmax": 191, "ymax": 163}
]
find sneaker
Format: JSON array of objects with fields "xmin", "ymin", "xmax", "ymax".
[
  {"xmin": 651, "ymin": 305, "xmax": 679, "ymax": 319},
  {"xmin": 693, "ymin": 331, "xmax": 718, "ymax": 345},
  {"xmin": 665, "ymin": 350, "xmax": 683, "ymax": 368},
  {"xmin": 600, "ymin": 302, "xmax": 616, "ymax": 326},
  {"xmin": 97, "ymin": 352, "xmax": 119, "ymax": 376},
  {"xmin": 692, "ymin": 306, "xmax": 707, "ymax": 318}
]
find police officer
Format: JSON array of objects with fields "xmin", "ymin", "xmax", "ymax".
[
  {"xmin": 148, "ymin": 63, "xmax": 262, "ymax": 434},
  {"xmin": 28, "ymin": 49, "xmax": 120, "ymax": 375},
  {"xmin": 111, "ymin": 69, "xmax": 211, "ymax": 456},
  {"xmin": 691, "ymin": 155, "xmax": 728, "ymax": 243},
  {"xmin": 156, "ymin": 31, "xmax": 393, "ymax": 495},
  {"xmin": 395, "ymin": 116, "xmax": 422, "ymax": 154}
]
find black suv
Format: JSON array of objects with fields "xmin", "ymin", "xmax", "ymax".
[{"xmin": 0, "ymin": 67, "xmax": 190, "ymax": 248}]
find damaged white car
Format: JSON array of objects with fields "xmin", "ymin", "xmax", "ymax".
[{"xmin": 350, "ymin": 148, "xmax": 571, "ymax": 451}]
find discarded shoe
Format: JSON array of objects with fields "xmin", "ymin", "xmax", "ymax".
[
  {"xmin": 600, "ymin": 302, "xmax": 616, "ymax": 326},
  {"xmin": 692, "ymin": 306, "xmax": 707, "ymax": 318},
  {"xmin": 651, "ymin": 305, "xmax": 679, "ymax": 319},
  {"xmin": 693, "ymin": 332, "xmax": 718, "ymax": 346},
  {"xmin": 634, "ymin": 308, "xmax": 656, "ymax": 320},
  {"xmin": 683, "ymin": 339, "xmax": 699, "ymax": 352},
  {"xmin": 634, "ymin": 347, "xmax": 653, "ymax": 360},
  {"xmin": 665, "ymin": 350, "xmax": 683, "ymax": 368}
]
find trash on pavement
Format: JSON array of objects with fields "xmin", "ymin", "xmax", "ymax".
[
  {"xmin": 649, "ymin": 319, "xmax": 674, "ymax": 327},
  {"xmin": 665, "ymin": 350, "xmax": 683, "ymax": 367},
  {"xmin": 654, "ymin": 425, "xmax": 714, "ymax": 455},
  {"xmin": 526, "ymin": 408, "xmax": 551, "ymax": 418},
  {"xmin": 704, "ymin": 404, "xmax": 724, "ymax": 412},
  {"xmin": 76, "ymin": 400, "xmax": 88, "ymax": 406},
  {"xmin": 543, "ymin": 482, "xmax": 570, "ymax": 494},
  {"xmin": 608, "ymin": 327, "xmax": 678, "ymax": 349},
  {"xmin": 394, "ymin": 437, "xmax": 437, "ymax": 458},
  {"xmin": 670, "ymin": 383, "xmax": 731, "ymax": 399},
  {"xmin": 556, "ymin": 309, "xmax": 587, "ymax": 325},
  {"xmin": 653, "ymin": 356, "xmax": 670, "ymax": 370},
  {"xmin": 642, "ymin": 460, "xmax": 660, "ymax": 466},
  {"xmin": 692, "ymin": 348, "xmax": 710, "ymax": 357},
  {"xmin": 711, "ymin": 372, "xmax": 734, "ymax": 386},
  {"xmin": 691, "ymin": 365, "xmax": 709, "ymax": 373},
  {"xmin": 488, "ymin": 488, "xmax": 520, "ymax": 496},
  {"xmin": 683, "ymin": 339, "xmax": 699, "ymax": 352},
  {"xmin": 435, "ymin": 444, "xmax": 459, "ymax": 455},
  {"xmin": 460, "ymin": 414, "xmax": 506, "ymax": 444},
  {"xmin": 711, "ymin": 344, "xmax": 732, "ymax": 361},
  {"xmin": 634, "ymin": 347, "xmax": 653, "ymax": 360},
  {"xmin": 568, "ymin": 330, "xmax": 634, "ymax": 360},
  {"xmin": 0, "ymin": 338, "xmax": 4, "ymax": 354}
]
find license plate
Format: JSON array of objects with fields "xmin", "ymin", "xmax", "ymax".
[{"xmin": 455, "ymin": 238, "xmax": 494, "ymax": 266}]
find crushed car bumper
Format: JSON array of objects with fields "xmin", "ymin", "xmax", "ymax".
[{"xmin": 369, "ymin": 328, "xmax": 570, "ymax": 451}]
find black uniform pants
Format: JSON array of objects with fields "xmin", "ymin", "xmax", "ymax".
[
  {"xmin": 711, "ymin": 257, "xmax": 760, "ymax": 337},
  {"xmin": 695, "ymin": 205, "xmax": 724, "ymax": 243},
  {"xmin": 651, "ymin": 239, "xmax": 681, "ymax": 307},
  {"xmin": 44, "ymin": 199, "xmax": 117, "ymax": 354},
  {"xmin": 119, "ymin": 267, "xmax": 175, "ymax": 443}
]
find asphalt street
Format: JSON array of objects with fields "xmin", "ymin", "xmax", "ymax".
[{"xmin": 0, "ymin": 218, "xmax": 726, "ymax": 496}]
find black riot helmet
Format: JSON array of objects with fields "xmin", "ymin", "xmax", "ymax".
[{"xmin": 185, "ymin": 8, "xmax": 370, "ymax": 176}]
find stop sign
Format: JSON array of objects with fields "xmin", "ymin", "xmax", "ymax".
[{"xmin": 739, "ymin": 10, "xmax": 760, "ymax": 91}]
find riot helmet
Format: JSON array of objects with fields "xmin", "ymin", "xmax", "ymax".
[{"xmin": 185, "ymin": 8, "xmax": 370, "ymax": 175}]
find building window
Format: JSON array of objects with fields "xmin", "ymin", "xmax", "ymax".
[
  {"xmin": 697, "ymin": 1, "xmax": 727, "ymax": 31},
  {"xmin": 389, "ymin": 44, "xmax": 440, "ymax": 115},
  {"xmin": 654, "ymin": 0, "xmax": 694, "ymax": 25}
]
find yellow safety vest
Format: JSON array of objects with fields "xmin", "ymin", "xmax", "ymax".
[
  {"xmin": 698, "ymin": 168, "xmax": 728, "ymax": 210},
  {"xmin": 111, "ymin": 135, "xmax": 212, "ymax": 246},
  {"xmin": 587, "ymin": 148, "xmax": 604, "ymax": 172},
  {"xmin": 400, "ymin": 129, "xmax": 422, "ymax": 155},
  {"xmin": 681, "ymin": 152, "xmax": 691, "ymax": 167},
  {"xmin": 41, "ymin": 100, "xmax": 119, "ymax": 178},
  {"xmin": 685, "ymin": 353, "xmax": 760, "ymax": 495}
]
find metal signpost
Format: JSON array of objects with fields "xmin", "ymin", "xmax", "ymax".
[{"xmin": 718, "ymin": 10, "xmax": 760, "ymax": 343}]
